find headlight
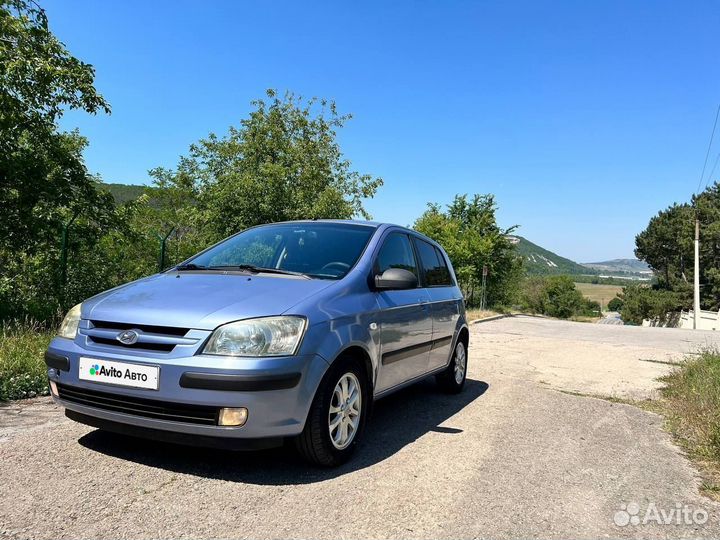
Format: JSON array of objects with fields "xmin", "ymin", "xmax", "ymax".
[
  {"xmin": 203, "ymin": 316, "xmax": 306, "ymax": 357},
  {"xmin": 58, "ymin": 303, "xmax": 82, "ymax": 339}
]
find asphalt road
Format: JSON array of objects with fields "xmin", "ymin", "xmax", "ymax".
[{"xmin": 2, "ymin": 315, "xmax": 720, "ymax": 539}]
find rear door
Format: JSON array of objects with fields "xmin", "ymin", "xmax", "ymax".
[
  {"xmin": 374, "ymin": 232, "xmax": 433, "ymax": 393},
  {"xmin": 413, "ymin": 238, "xmax": 461, "ymax": 372}
]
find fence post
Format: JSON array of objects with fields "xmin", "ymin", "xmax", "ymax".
[
  {"xmin": 60, "ymin": 212, "xmax": 80, "ymax": 288},
  {"xmin": 479, "ymin": 265, "xmax": 488, "ymax": 310},
  {"xmin": 157, "ymin": 228, "xmax": 175, "ymax": 272}
]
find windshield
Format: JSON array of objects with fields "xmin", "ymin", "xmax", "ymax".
[{"xmin": 184, "ymin": 222, "xmax": 376, "ymax": 279}]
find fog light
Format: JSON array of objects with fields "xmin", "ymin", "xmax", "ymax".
[
  {"xmin": 218, "ymin": 407, "xmax": 248, "ymax": 427},
  {"xmin": 49, "ymin": 380, "xmax": 58, "ymax": 397}
]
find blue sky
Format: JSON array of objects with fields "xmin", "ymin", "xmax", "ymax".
[{"xmin": 49, "ymin": 0, "xmax": 720, "ymax": 262}]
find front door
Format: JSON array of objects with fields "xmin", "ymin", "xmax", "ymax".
[{"xmin": 374, "ymin": 232, "xmax": 433, "ymax": 393}]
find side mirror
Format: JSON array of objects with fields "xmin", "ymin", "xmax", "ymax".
[{"xmin": 374, "ymin": 268, "xmax": 418, "ymax": 290}]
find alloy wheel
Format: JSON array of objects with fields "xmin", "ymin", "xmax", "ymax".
[
  {"xmin": 454, "ymin": 342, "xmax": 467, "ymax": 384},
  {"xmin": 328, "ymin": 372, "xmax": 362, "ymax": 450}
]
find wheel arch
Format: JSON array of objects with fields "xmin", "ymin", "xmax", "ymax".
[
  {"xmin": 332, "ymin": 344, "xmax": 375, "ymax": 395},
  {"xmin": 457, "ymin": 325, "xmax": 470, "ymax": 350}
]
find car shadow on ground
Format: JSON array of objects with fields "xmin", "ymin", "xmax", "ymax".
[{"xmin": 78, "ymin": 378, "xmax": 489, "ymax": 485}]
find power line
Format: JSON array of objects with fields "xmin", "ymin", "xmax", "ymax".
[
  {"xmin": 703, "ymin": 151, "xmax": 720, "ymax": 190},
  {"xmin": 691, "ymin": 104, "xmax": 719, "ymax": 329},
  {"xmin": 696, "ymin": 103, "xmax": 720, "ymax": 194}
]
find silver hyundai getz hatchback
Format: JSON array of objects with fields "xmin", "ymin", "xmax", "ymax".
[{"xmin": 46, "ymin": 220, "xmax": 469, "ymax": 466}]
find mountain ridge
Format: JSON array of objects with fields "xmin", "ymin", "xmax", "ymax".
[
  {"xmin": 510, "ymin": 236, "xmax": 590, "ymax": 275},
  {"xmin": 509, "ymin": 236, "xmax": 649, "ymax": 278}
]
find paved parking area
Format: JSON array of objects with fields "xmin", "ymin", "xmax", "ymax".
[{"xmin": 2, "ymin": 316, "xmax": 720, "ymax": 539}]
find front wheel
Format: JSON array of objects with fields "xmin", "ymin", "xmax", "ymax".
[
  {"xmin": 294, "ymin": 357, "xmax": 369, "ymax": 466},
  {"xmin": 436, "ymin": 339, "xmax": 467, "ymax": 394}
]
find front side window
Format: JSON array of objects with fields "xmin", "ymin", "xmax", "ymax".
[
  {"xmin": 415, "ymin": 238, "xmax": 452, "ymax": 286},
  {"xmin": 376, "ymin": 233, "xmax": 418, "ymax": 278},
  {"xmin": 187, "ymin": 223, "xmax": 375, "ymax": 279}
]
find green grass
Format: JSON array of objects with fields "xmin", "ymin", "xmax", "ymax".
[
  {"xmin": 655, "ymin": 349, "xmax": 720, "ymax": 498},
  {"xmin": 0, "ymin": 320, "xmax": 54, "ymax": 401},
  {"xmin": 660, "ymin": 349, "xmax": 720, "ymax": 461}
]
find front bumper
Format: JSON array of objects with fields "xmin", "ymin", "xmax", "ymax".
[{"xmin": 46, "ymin": 337, "xmax": 329, "ymax": 443}]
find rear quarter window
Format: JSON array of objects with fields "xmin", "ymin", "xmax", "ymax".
[{"xmin": 414, "ymin": 238, "xmax": 453, "ymax": 286}]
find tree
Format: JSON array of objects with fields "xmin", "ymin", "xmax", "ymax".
[
  {"xmin": 414, "ymin": 194, "xmax": 523, "ymax": 308},
  {"xmin": 607, "ymin": 296, "xmax": 623, "ymax": 312},
  {"xmin": 0, "ymin": 1, "xmax": 109, "ymax": 141},
  {"xmin": 520, "ymin": 276, "xmax": 547, "ymax": 314},
  {"xmin": 619, "ymin": 284, "xmax": 685, "ymax": 326},
  {"xmin": 635, "ymin": 183, "xmax": 720, "ymax": 310},
  {"xmin": 635, "ymin": 203, "xmax": 694, "ymax": 292},
  {"xmin": 520, "ymin": 275, "xmax": 593, "ymax": 319},
  {"xmin": 1, "ymin": 0, "xmax": 113, "ymax": 249},
  {"xmin": 150, "ymin": 90, "xmax": 383, "ymax": 241},
  {"xmin": 0, "ymin": 0, "xmax": 118, "ymax": 320},
  {"xmin": 540, "ymin": 275, "xmax": 585, "ymax": 318}
]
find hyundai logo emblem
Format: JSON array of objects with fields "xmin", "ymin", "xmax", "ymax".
[{"xmin": 117, "ymin": 329, "xmax": 140, "ymax": 345}]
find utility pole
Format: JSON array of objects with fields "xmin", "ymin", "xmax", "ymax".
[
  {"xmin": 692, "ymin": 104, "xmax": 720, "ymax": 328},
  {"xmin": 694, "ymin": 217, "xmax": 700, "ymax": 329}
]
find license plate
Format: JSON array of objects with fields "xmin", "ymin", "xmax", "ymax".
[{"xmin": 78, "ymin": 357, "xmax": 159, "ymax": 390}]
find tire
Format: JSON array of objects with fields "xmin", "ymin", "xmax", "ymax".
[
  {"xmin": 436, "ymin": 338, "xmax": 468, "ymax": 394},
  {"xmin": 294, "ymin": 356, "xmax": 369, "ymax": 466}
]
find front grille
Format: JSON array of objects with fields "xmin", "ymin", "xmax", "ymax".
[
  {"xmin": 87, "ymin": 337, "xmax": 175, "ymax": 352},
  {"xmin": 90, "ymin": 320, "xmax": 189, "ymax": 336},
  {"xmin": 85, "ymin": 320, "xmax": 193, "ymax": 354},
  {"xmin": 57, "ymin": 383, "xmax": 218, "ymax": 426}
]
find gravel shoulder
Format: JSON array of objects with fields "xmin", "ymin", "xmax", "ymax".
[{"xmin": 2, "ymin": 316, "xmax": 720, "ymax": 539}]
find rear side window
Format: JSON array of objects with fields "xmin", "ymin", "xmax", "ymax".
[
  {"xmin": 376, "ymin": 233, "xmax": 418, "ymax": 278},
  {"xmin": 414, "ymin": 239, "xmax": 453, "ymax": 286}
]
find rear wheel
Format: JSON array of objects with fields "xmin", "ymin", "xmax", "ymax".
[
  {"xmin": 436, "ymin": 339, "xmax": 467, "ymax": 393},
  {"xmin": 295, "ymin": 357, "xmax": 369, "ymax": 466}
]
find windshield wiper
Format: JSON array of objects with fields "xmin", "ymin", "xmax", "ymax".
[
  {"xmin": 208, "ymin": 264, "xmax": 311, "ymax": 279},
  {"xmin": 175, "ymin": 263, "xmax": 209, "ymax": 271}
]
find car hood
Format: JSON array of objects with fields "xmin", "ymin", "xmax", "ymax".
[{"xmin": 83, "ymin": 272, "xmax": 335, "ymax": 330}]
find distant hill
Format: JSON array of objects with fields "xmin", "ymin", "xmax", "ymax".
[
  {"xmin": 100, "ymin": 183, "xmax": 146, "ymax": 204},
  {"xmin": 509, "ymin": 236, "xmax": 592, "ymax": 275},
  {"xmin": 582, "ymin": 259, "xmax": 651, "ymax": 274},
  {"xmin": 509, "ymin": 236, "xmax": 652, "ymax": 279}
]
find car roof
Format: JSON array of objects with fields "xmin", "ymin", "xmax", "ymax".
[
  {"xmin": 259, "ymin": 220, "xmax": 443, "ymax": 250},
  {"xmin": 272, "ymin": 219, "xmax": 383, "ymax": 228}
]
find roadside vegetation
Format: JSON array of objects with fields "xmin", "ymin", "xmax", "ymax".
[
  {"xmin": 520, "ymin": 276, "xmax": 601, "ymax": 319},
  {"xmin": 607, "ymin": 297, "xmax": 623, "ymax": 312},
  {"xmin": 661, "ymin": 350, "xmax": 720, "ymax": 462},
  {"xmin": 619, "ymin": 284, "xmax": 685, "ymax": 325},
  {"xmin": 465, "ymin": 309, "xmax": 503, "ymax": 322},
  {"xmin": 619, "ymin": 183, "xmax": 720, "ymax": 324},
  {"xmin": 656, "ymin": 349, "xmax": 720, "ymax": 496},
  {"xmin": 0, "ymin": 322, "xmax": 53, "ymax": 401}
]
